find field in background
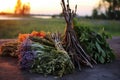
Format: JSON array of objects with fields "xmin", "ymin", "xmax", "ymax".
[
  {"xmin": 77, "ymin": 19, "xmax": 120, "ymax": 36},
  {"xmin": 0, "ymin": 18, "xmax": 120, "ymax": 39}
]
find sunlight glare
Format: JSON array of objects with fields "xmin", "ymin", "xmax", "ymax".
[
  {"xmin": 0, "ymin": 0, "xmax": 30, "ymax": 13},
  {"xmin": 0, "ymin": 0, "xmax": 16, "ymax": 13},
  {"xmin": 0, "ymin": 0, "xmax": 100, "ymax": 15},
  {"xmin": 21, "ymin": 0, "xmax": 29, "ymax": 3}
]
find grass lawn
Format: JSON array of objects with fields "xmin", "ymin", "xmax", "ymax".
[{"xmin": 0, "ymin": 18, "xmax": 120, "ymax": 39}]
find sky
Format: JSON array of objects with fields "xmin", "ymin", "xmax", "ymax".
[{"xmin": 0, "ymin": 0, "xmax": 100, "ymax": 16}]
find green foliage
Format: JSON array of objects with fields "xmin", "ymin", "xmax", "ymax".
[
  {"xmin": 30, "ymin": 42, "xmax": 74, "ymax": 77},
  {"xmin": 74, "ymin": 25, "xmax": 115, "ymax": 63},
  {"xmin": 22, "ymin": 35, "xmax": 75, "ymax": 76},
  {"xmin": 29, "ymin": 36, "xmax": 54, "ymax": 47}
]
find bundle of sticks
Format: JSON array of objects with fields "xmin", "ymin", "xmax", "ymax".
[{"xmin": 61, "ymin": 0, "xmax": 96, "ymax": 70}]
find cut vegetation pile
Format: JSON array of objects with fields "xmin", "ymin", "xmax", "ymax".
[{"xmin": 0, "ymin": 0, "xmax": 115, "ymax": 77}]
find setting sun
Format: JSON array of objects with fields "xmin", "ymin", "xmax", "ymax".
[{"xmin": 0, "ymin": 0, "xmax": 100, "ymax": 15}]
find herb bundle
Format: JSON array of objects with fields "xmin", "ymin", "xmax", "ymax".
[
  {"xmin": 18, "ymin": 34, "xmax": 74, "ymax": 76},
  {"xmin": 74, "ymin": 25, "xmax": 115, "ymax": 63},
  {"xmin": 0, "ymin": 41, "xmax": 19, "ymax": 57}
]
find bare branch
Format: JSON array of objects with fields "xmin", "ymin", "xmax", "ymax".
[
  {"xmin": 75, "ymin": 5, "xmax": 77, "ymax": 14},
  {"xmin": 62, "ymin": 0, "xmax": 66, "ymax": 11}
]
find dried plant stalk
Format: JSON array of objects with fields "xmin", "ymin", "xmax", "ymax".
[{"xmin": 61, "ymin": 0, "xmax": 96, "ymax": 70}]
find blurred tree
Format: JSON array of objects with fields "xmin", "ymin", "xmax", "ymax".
[
  {"xmin": 14, "ymin": 0, "xmax": 22, "ymax": 14},
  {"xmin": 21, "ymin": 3, "xmax": 30, "ymax": 15},
  {"xmin": 92, "ymin": 0, "xmax": 120, "ymax": 20},
  {"xmin": 59, "ymin": 12, "xmax": 64, "ymax": 17},
  {"xmin": 92, "ymin": 8, "xmax": 99, "ymax": 18},
  {"xmin": 14, "ymin": 0, "xmax": 30, "ymax": 15}
]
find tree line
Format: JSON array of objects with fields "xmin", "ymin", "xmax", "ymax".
[{"xmin": 92, "ymin": 0, "xmax": 120, "ymax": 20}]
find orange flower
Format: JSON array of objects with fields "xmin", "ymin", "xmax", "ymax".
[
  {"xmin": 30, "ymin": 31, "xmax": 38, "ymax": 36},
  {"xmin": 18, "ymin": 31, "xmax": 46, "ymax": 42},
  {"xmin": 38, "ymin": 31, "xmax": 46, "ymax": 38},
  {"xmin": 30, "ymin": 31, "xmax": 46, "ymax": 38},
  {"xmin": 18, "ymin": 33, "xmax": 29, "ymax": 42}
]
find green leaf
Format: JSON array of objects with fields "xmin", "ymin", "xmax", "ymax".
[
  {"xmin": 99, "ymin": 57, "xmax": 105, "ymax": 63},
  {"xmin": 101, "ymin": 49, "xmax": 106, "ymax": 57},
  {"xmin": 95, "ymin": 53, "xmax": 99, "ymax": 60},
  {"xmin": 95, "ymin": 42, "xmax": 102, "ymax": 53}
]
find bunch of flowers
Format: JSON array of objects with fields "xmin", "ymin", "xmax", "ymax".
[{"xmin": 18, "ymin": 31, "xmax": 46, "ymax": 42}]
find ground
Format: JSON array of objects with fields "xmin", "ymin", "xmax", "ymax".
[{"xmin": 0, "ymin": 37, "xmax": 120, "ymax": 80}]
